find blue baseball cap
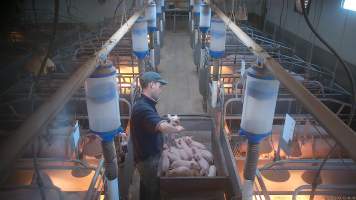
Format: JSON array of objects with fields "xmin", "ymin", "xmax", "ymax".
[{"xmin": 140, "ymin": 71, "xmax": 168, "ymax": 85}]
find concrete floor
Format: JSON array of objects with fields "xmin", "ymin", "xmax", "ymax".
[{"xmin": 157, "ymin": 31, "xmax": 204, "ymax": 115}]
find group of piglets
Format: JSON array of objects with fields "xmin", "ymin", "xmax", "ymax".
[{"xmin": 160, "ymin": 136, "xmax": 217, "ymax": 177}]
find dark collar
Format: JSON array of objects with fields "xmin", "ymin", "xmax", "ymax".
[{"xmin": 141, "ymin": 94, "xmax": 157, "ymax": 106}]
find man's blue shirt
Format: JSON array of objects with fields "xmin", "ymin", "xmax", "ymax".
[{"xmin": 131, "ymin": 94, "xmax": 164, "ymax": 162}]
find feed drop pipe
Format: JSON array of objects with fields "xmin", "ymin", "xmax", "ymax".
[
  {"xmin": 132, "ymin": 16, "xmax": 149, "ymax": 74},
  {"xmin": 192, "ymin": 0, "xmax": 201, "ymax": 49},
  {"xmin": 85, "ymin": 61, "xmax": 124, "ymax": 200},
  {"xmin": 189, "ymin": 0, "xmax": 194, "ymax": 47},
  {"xmin": 146, "ymin": 1, "xmax": 157, "ymax": 70},
  {"xmin": 155, "ymin": 0, "xmax": 162, "ymax": 47},
  {"xmin": 199, "ymin": 2, "xmax": 211, "ymax": 70},
  {"xmin": 209, "ymin": 17, "xmax": 226, "ymax": 108},
  {"xmin": 240, "ymin": 65, "xmax": 280, "ymax": 200},
  {"xmin": 0, "ymin": 10, "xmax": 142, "ymax": 182},
  {"xmin": 211, "ymin": 3, "xmax": 356, "ymax": 162},
  {"xmin": 158, "ymin": 0, "xmax": 165, "ymax": 47}
]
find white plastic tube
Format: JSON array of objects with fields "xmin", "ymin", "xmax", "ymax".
[
  {"xmin": 211, "ymin": 80, "xmax": 218, "ymax": 108},
  {"xmin": 242, "ymin": 179, "xmax": 254, "ymax": 200},
  {"xmin": 107, "ymin": 178, "xmax": 119, "ymax": 200},
  {"xmin": 150, "ymin": 48, "xmax": 155, "ymax": 69},
  {"xmin": 200, "ymin": 48, "xmax": 205, "ymax": 69}
]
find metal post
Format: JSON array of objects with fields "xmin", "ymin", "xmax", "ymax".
[
  {"xmin": 138, "ymin": 59, "xmax": 145, "ymax": 74},
  {"xmin": 242, "ymin": 143, "xmax": 259, "ymax": 200},
  {"xmin": 160, "ymin": 18, "xmax": 164, "ymax": 47},
  {"xmin": 211, "ymin": 59, "xmax": 220, "ymax": 108},
  {"xmin": 149, "ymin": 31, "xmax": 155, "ymax": 69},
  {"xmin": 200, "ymin": 32, "xmax": 207, "ymax": 70},
  {"xmin": 102, "ymin": 140, "xmax": 120, "ymax": 200}
]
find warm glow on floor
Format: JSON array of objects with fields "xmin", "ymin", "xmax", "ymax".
[
  {"xmin": 209, "ymin": 65, "xmax": 234, "ymax": 75},
  {"xmin": 118, "ymin": 65, "xmax": 139, "ymax": 74},
  {"xmin": 268, "ymin": 195, "xmax": 319, "ymax": 200},
  {"xmin": 45, "ymin": 170, "xmax": 95, "ymax": 192}
]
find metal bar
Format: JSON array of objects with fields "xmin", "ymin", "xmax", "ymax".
[
  {"xmin": 85, "ymin": 159, "xmax": 104, "ymax": 200},
  {"xmin": 211, "ymin": 4, "xmax": 356, "ymax": 162},
  {"xmin": 0, "ymin": 10, "xmax": 143, "ymax": 179},
  {"xmin": 255, "ymin": 170, "xmax": 271, "ymax": 200},
  {"xmin": 292, "ymin": 184, "xmax": 356, "ymax": 200},
  {"xmin": 254, "ymin": 190, "xmax": 356, "ymax": 196},
  {"xmin": 259, "ymin": 159, "xmax": 355, "ymax": 170}
]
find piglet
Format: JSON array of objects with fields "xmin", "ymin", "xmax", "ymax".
[
  {"xmin": 167, "ymin": 166, "xmax": 194, "ymax": 177},
  {"xmin": 171, "ymin": 160, "xmax": 200, "ymax": 170},
  {"xmin": 200, "ymin": 149, "xmax": 213, "ymax": 164},
  {"xmin": 195, "ymin": 154, "xmax": 209, "ymax": 176},
  {"xmin": 167, "ymin": 147, "xmax": 181, "ymax": 162},
  {"xmin": 185, "ymin": 137, "xmax": 206, "ymax": 150},
  {"xmin": 161, "ymin": 151, "xmax": 170, "ymax": 175},
  {"xmin": 178, "ymin": 139, "xmax": 194, "ymax": 158},
  {"xmin": 177, "ymin": 148, "xmax": 191, "ymax": 160}
]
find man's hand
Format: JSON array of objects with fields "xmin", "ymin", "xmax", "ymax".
[{"xmin": 158, "ymin": 121, "xmax": 185, "ymax": 134}]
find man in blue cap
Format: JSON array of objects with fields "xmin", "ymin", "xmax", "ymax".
[{"xmin": 131, "ymin": 72, "xmax": 184, "ymax": 200}]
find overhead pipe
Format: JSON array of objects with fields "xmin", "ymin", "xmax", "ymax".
[
  {"xmin": 0, "ymin": 10, "xmax": 143, "ymax": 182},
  {"xmin": 210, "ymin": 4, "xmax": 356, "ymax": 162}
]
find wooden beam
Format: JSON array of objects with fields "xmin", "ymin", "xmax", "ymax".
[
  {"xmin": 0, "ymin": 10, "xmax": 143, "ymax": 178},
  {"xmin": 211, "ymin": 4, "xmax": 356, "ymax": 161}
]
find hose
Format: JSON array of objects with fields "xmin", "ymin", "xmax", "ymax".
[
  {"xmin": 101, "ymin": 140, "xmax": 119, "ymax": 180},
  {"xmin": 243, "ymin": 142, "xmax": 259, "ymax": 181}
]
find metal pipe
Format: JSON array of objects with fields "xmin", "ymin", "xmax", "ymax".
[
  {"xmin": 159, "ymin": 18, "xmax": 164, "ymax": 47},
  {"xmin": 292, "ymin": 184, "xmax": 356, "ymax": 200},
  {"xmin": 138, "ymin": 59, "xmax": 145, "ymax": 74},
  {"xmin": 85, "ymin": 159, "xmax": 104, "ymax": 200},
  {"xmin": 148, "ymin": 31, "xmax": 154, "ymax": 50},
  {"xmin": 211, "ymin": 4, "xmax": 356, "ymax": 162},
  {"xmin": 102, "ymin": 141, "xmax": 119, "ymax": 200},
  {"xmin": 150, "ymin": 49, "xmax": 155, "ymax": 70},
  {"xmin": 242, "ymin": 143, "xmax": 259, "ymax": 200},
  {"xmin": 0, "ymin": 10, "xmax": 143, "ymax": 181},
  {"xmin": 260, "ymin": 159, "xmax": 355, "ymax": 170},
  {"xmin": 255, "ymin": 170, "xmax": 271, "ymax": 200},
  {"xmin": 193, "ymin": 15, "xmax": 199, "ymax": 49}
]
